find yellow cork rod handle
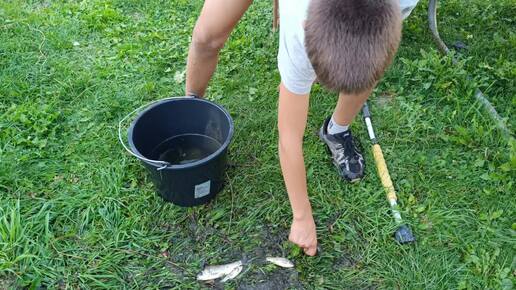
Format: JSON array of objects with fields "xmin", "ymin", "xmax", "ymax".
[{"xmin": 372, "ymin": 144, "xmax": 397, "ymax": 202}]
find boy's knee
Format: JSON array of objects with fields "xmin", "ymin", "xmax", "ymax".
[{"xmin": 191, "ymin": 26, "xmax": 228, "ymax": 52}]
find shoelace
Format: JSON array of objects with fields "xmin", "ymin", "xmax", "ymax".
[{"xmin": 335, "ymin": 133, "xmax": 358, "ymax": 163}]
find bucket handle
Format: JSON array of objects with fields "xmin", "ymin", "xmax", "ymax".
[{"xmin": 118, "ymin": 96, "xmax": 196, "ymax": 171}]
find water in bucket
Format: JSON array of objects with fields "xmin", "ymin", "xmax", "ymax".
[{"xmin": 151, "ymin": 133, "xmax": 221, "ymax": 165}]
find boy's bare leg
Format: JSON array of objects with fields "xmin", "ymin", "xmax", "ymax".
[
  {"xmin": 332, "ymin": 88, "xmax": 373, "ymax": 126},
  {"xmin": 185, "ymin": 0, "xmax": 253, "ymax": 97},
  {"xmin": 277, "ymin": 83, "xmax": 317, "ymax": 256}
]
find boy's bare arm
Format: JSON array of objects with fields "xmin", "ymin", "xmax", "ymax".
[{"xmin": 277, "ymin": 82, "xmax": 318, "ymax": 256}]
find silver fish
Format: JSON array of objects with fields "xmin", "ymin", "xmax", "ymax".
[
  {"xmin": 266, "ymin": 257, "xmax": 294, "ymax": 268},
  {"xmin": 196, "ymin": 260, "xmax": 243, "ymax": 281},
  {"xmin": 220, "ymin": 264, "xmax": 243, "ymax": 282}
]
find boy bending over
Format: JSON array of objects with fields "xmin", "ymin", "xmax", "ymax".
[{"xmin": 185, "ymin": 0, "xmax": 417, "ymax": 256}]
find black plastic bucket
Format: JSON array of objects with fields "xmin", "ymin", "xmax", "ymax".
[{"xmin": 120, "ymin": 97, "xmax": 234, "ymax": 207}]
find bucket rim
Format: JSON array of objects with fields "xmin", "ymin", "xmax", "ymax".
[{"xmin": 127, "ymin": 97, "xmax": 234, "ymax": 170}]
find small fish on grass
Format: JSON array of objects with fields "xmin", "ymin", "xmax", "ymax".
[
  {"xmin": 197, "ymin": 260, "xmax": 243, "ymax": 282},
  {"xmin": 266, "ymin": 257, "xmax": 294, "ymax": 268},
  {"xmin": 220, "ymin": 264, "xmax": 243, "ymax": 282}
]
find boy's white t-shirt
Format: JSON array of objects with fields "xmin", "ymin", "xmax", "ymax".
[{"xmin": 277, "ymin": 0, "xmax": 420, "ymax": 95}]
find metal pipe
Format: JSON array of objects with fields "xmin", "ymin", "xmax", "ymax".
[{"xmin": 428, "ymin": 0, "xmax": 513, "ymax": 141}]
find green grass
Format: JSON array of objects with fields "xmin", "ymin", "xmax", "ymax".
[{"xmin": 1, "ymin": 0, "xmax": 515, "ymax": 289}]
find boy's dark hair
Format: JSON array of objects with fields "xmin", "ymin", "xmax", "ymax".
[{"xmin": 305, "ymin": 0, "xmax": 402, "ymax": 94}]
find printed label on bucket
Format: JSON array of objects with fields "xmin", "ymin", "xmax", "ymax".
[{"xmin": 194, "ymin": 180, "xmax": 211, "ymax": 199}]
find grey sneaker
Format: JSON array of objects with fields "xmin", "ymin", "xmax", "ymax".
[{"xmin": 318, "ymin": 117, "xmax": 365, "ymax": 182}]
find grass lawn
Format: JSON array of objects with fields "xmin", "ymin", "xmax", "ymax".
[{"xmin": 1, "ymin": 0, "xmax": 515, "ymax": 289}]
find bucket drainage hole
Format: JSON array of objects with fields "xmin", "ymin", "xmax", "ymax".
[{"xmin": 150, "ymin": 134, "xmax": 221, "ymax": 165}]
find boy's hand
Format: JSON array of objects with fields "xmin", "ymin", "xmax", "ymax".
[{"xmin": 289, "ymin": 215, "xmax": 318, "ymax": 256}]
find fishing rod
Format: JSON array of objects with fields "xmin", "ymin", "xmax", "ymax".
[{"xmin": 362, "ymin": 102, "xmax": 415, "ymax": 244}]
